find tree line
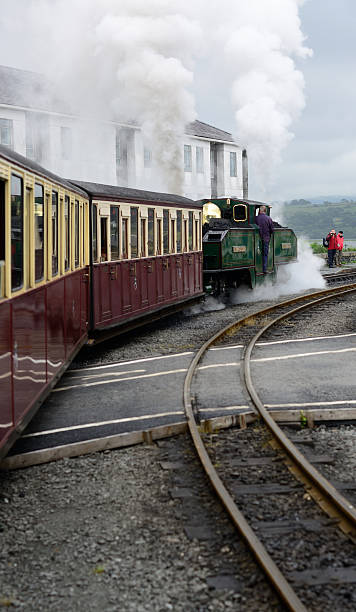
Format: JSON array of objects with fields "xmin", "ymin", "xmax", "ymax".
[{"xmin": 282, "ymin": 199, "xmax": 356, "ymax": 239}]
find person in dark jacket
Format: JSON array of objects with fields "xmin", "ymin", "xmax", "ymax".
[
  {"xmin": 326, "ymin": 229, "xmax": 338, "ymax": 268},
  {"xmin": 255, "ymin": 205, "xmax": 274, "ymax": 274}
]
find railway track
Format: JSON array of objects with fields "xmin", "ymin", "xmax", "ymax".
[
  {"xmin": 323, "ymin": 268, "xmax": 356, "ymax": 285},
  {"xmin": 184, "ymin": 282, "xmax": 356, "ymax": 611}
]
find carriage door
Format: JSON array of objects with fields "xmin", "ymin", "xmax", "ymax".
[
  {"xmin": 25, "ymin": 187, "xmax": 32, "ymax": 288},
  {"xmin": 0, "ymin": 179, "xmax": 12, "ymax": 441},
  {"xmin": 98, "ymin": 204, "xmax": 112, "ymax": 321},
  {"xmin": 0, "ymin": 180, "xmax": 5, "ymax": 297}
]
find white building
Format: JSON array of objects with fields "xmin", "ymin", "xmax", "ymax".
[{"xmin": 0, "ymin": 65, "xmax": 248, "ymax": 200}]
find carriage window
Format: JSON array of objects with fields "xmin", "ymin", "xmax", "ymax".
[
  {"xmin": 183, "ymin": 219, "xmax": 188, "ymax": 252},
  {"xmin": 188, "ymin": 211, "xmax": 193, "ymax": 251},
  {"xmin": 100, "ymin": 217, "xmax": 108, "ymax": 261},
  {"xmin": 176, "ymin": 211, "xmax": 182, "ymax": 252},
  {"xmin": 233, "ymin": 204, "xmax": 247, "ymax": 222},
  {"xmin": 52, "ymin": 191, "xmax": 58, "ymax": 276},
  {"xmin": 141, "ymin": 218, "xmax": 146, "ymax": 257},
  {"xmin": 110, "ymin": 206, "xmax": 120, "ymax": 260},
  {"xmin": 81, "ymin": 205, "xmax": 85, "ymax": 266},
  {"xmin": 148, "ymin": 208, "xmax": 154, "ymax": 256},
  {"xmin": 156, "ymin": 218, "xmax": 162, "ymax": 255},
  {"xmin": 92, "ymin": 205, "xmax": 97, "ymax": 262},
  {"xmin": 11, "ymin": 175, "xmax": 23, "ymax": 291},
  {"xmin": 163, "ymin": 210, "xmax": 169, "ymax": 254},
  {"xmin": 64, "ymin": 196, "xmax": 70, "ymax": 270},
  {"xmin": 170, "ymin": 219, "xmax": 175, "ymax": 253},
  {"xmin": 0, "ymin": 181, "xmax": 5, "ymax": 297},
  {"xmin": 75, "ymin": 200, "xmax": 79, "ymax": 267},
  {"xmin": 195, "ymin": 218, "xmax": 200, "ymax": 250},
  {"xmin": 122, "ymin": 218, "xmax": 128, "ymax": 259},
  {"xmin": 34, "ymin": 184, "xmax": 44, "ymax": 281},
  {"xmin": 131, "ymin": 207, "xmax": 138, "ymax": 258}
]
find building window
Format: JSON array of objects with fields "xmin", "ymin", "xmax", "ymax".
[
  {"xmin": 116, "ymin": 130, "xmax": 122, "ymax": 167},
  {"xmin": 184, "ymin": 144, "xmax": 192, "ymax": 172},
  {"xmin": 196, "ymin": 147, "xmax": 204, "ymax": 174},
  {"xmin": 144, "ymin": 147, "xmax": 152, "ymax": 168},
  {"xmin": 25, "ymin": 113, "xmax": 48, "ymax": 163},
  {"xmin": 61, "ymin": 126, "xmax": 72, "ymax": 160},
  {"xmin": 230, "ymin": 151, "xmax": 237, "ymax": 177},
  {"xmin": 0, "ymin": 119, "xmax": 13, "ymax": 148}
]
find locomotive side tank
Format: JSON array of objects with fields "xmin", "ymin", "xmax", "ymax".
[{"xmin": 201, "ymin": 197, "xmax": 297, "ymax": 294}]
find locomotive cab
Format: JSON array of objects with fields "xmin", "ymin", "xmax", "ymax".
[{"xmin": 201, "ymin": 197, "xmax": 297, "ymax": 294}]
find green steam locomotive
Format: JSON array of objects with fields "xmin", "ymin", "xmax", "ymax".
[{"xmin": 202, "ymin": 197, "xmax": 297, "ymax": 295}]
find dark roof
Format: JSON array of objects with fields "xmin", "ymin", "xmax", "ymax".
[
  {"xmin": 70, "ymin": 180, "xmax": 201, "ymax": 207},
  {"xmin": 0, "ymin": 66, "xmax": 236, "ymax": 143},
  {"xmin": 198, "ymin": 197, "xmax": 268, "ymax": 207},
  {"xmin": 0, "ymin": 65, "xmax": 68, "ymax": 113},
  {"xmin": 186, "ymin": 120, "xmax": 234, "ymax": 143},
  {"xmin": 0, "ymin": 143, "xmax": 87, "ymax": 197}
]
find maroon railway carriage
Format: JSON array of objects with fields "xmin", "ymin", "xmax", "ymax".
[
  {"xmin": 0, "ymin": 146, "xmax": 204, "ymax": 460},
  {"xmin": 0, "ymin": 145, "xmax": 90, "ymax": 459},
  {"xmin": 71, "ymin": 181, "xmax": 204, "ymax": 343}
]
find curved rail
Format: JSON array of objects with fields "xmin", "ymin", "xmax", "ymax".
[
  {"xmin": 183, "ymin": 282, "xmax": 356, "ymax": 612},
  {"xmin": 243, "ymin": 286, "xmax": 356, "ymax": 537}
]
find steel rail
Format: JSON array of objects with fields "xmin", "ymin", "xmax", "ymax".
[
  {"xmin": 183, "ymin": 282, "xmax": 356, "ymax": 612},
  {"xmin": 243, "ymin": 285, "xmax": 356, "ymax": 537}
]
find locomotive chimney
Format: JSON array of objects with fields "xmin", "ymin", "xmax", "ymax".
[{"xmin": 242, "ymin": 149, "xmax": 248, "ymax": 199}]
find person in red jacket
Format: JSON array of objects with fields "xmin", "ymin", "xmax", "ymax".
[
  {"xmin": 335, "ymin": 230, "xmax": 344, "ymax": 266},
  {"xmin": 326, "ymin": 229, "xmax": 338, "ymax": 267}
]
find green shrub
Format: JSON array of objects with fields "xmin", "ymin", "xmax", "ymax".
[{"xmin": 310, "ymin": 242, "xmax": 327, "ymax": 254}]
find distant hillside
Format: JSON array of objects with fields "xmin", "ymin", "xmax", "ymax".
[
  {"xmin": 282, "ymin": 199, "xmax": 356, "ymax": 239},
  {"xmin": 287, "ymin": 196, "xmax": 356, "ymax": 205}
]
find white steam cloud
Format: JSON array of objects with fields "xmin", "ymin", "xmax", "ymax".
[
  {"xmin": 231, "ymin": 238, "xmax": 326, "ymax": 304},
  {"xmin": 20, "ymin": 0, "xmax": 202, "ymax": 193},
  {"xmin": 213, "ymin": 0, "xmax": 312, "ymax": 193},
  {"xmin": 0, "ymin": 0, "xmax": 311, "ymax": 195}
]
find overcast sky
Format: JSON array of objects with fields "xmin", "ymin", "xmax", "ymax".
[
  {"xmin": 1, "ymin": 0, "xmax": 355, "ymax": 202},
  {"xmin": 194, "ymin": 0, "xmax": 356, "ymax": 201}
]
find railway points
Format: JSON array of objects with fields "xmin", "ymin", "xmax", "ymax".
[{"xmin": 183, "ymin": 284, "xmax": 356, "ymax": 610}]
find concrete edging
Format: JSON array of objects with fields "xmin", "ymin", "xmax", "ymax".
[{"xmin": 1, "ymin": 407, "xmax": 356, "ymax": 470}]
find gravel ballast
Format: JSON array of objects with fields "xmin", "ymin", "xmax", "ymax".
[
  {"xmin": 1, "ymin": 436, "xmax": 283, "ymax": 611},
  {"xmin": 1, "ymin": 278, "xmax": 355, "ymax": 609}
]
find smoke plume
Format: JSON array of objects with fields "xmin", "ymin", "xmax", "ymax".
[
  {"xmin": 212, "ymin": 0, "xmax": 312, "ymax": 193},
  {"xmin": 0, "ymin": 0, "xmax": 311, "ymax": 196}
]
